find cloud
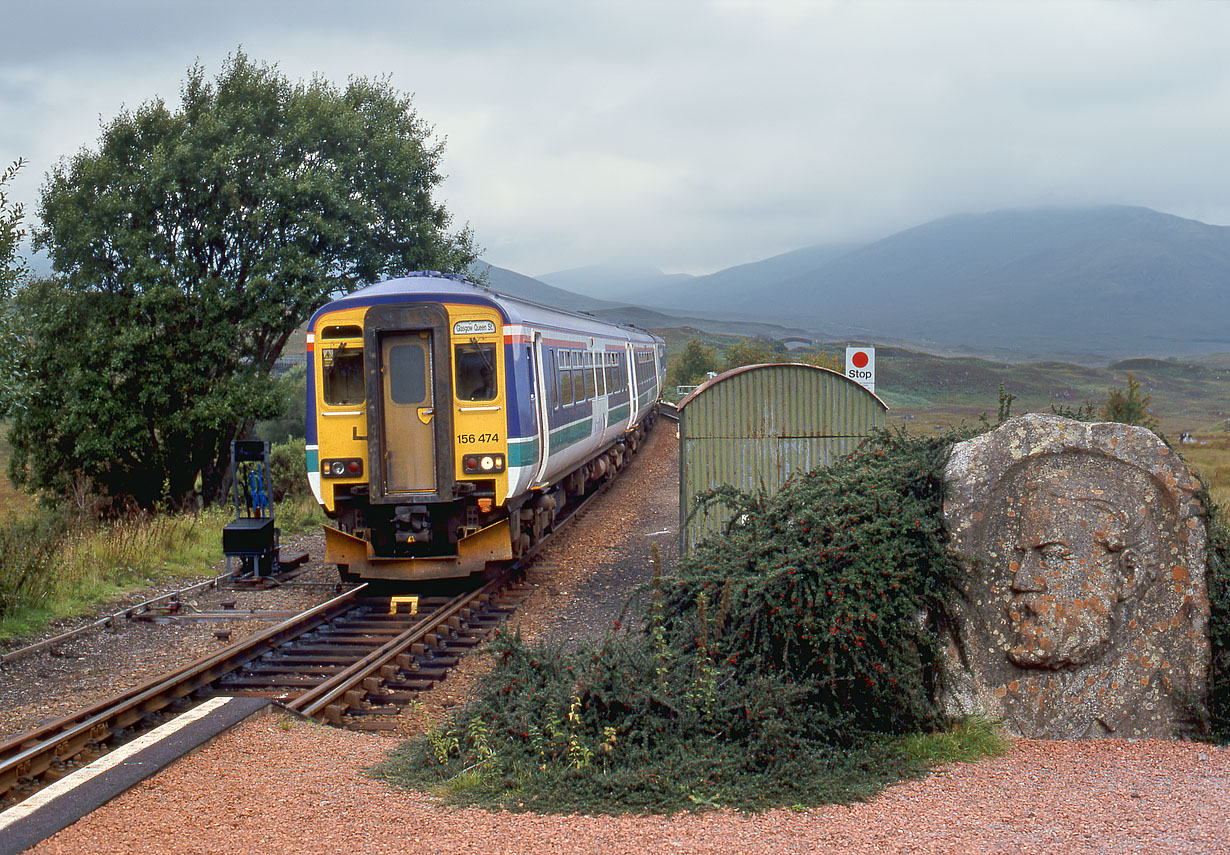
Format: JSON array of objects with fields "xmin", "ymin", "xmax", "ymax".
[{"xmin": 5, "ymin": 0, "xmax": 1230, "ymax": 276}]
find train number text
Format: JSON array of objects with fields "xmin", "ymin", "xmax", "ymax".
[{"xmin": 458, "ymin": 433, "xmax": 500, "ymax": 444}]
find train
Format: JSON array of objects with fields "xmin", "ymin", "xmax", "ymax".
[{"xmin": 305, "ymin": 271, "xmax": 665, "ymax": 583}]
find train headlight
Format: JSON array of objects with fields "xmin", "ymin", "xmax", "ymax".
[
  {"xmin": 322, "ymin": 458, "xmax": 364, "ymax": 478},
  {"xmin": 462, "ymin": 453, "xmax": 505, "ymax": 474}
]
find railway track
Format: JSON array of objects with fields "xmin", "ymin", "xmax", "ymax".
[
  {"xmin": 0, "ymin": 425, "xmax": 646, "ymax": 809},
  {"xmin": 0, "ymin": 550, "xmax": 312, "ymax": 667},
  {"xmin": 0, "ymin": 576, "xmax": 524, "ymax": 807}
]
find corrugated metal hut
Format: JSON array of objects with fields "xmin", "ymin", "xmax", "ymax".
[{"xmin": 678, "ymin": 362, "xmax": 887, "ymax": 552}]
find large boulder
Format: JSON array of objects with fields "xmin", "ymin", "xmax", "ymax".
[{"xmin": 943, "ymin": 413, "xmax": 1209, "ymax": 738}]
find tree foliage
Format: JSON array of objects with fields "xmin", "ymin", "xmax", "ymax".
[
  {"xmin": 10, "ymin": 51, "xmax": 477, "ymax": 510},
  {"xmin": 1100, "ymin": 372, "xmax": 1160, "ymax": 432},
  {"xmin": 0, "ymin": 158, "xmax": 27, "ymax": 298},
  {"xmin": 722, "ymin": 337, "xmax": 841, "ymax": 373},
  {"xmin": 254, "ymin": 364, "xmax": 307, "ymax": 445},
  {"xmin": 664, "ymin": 338, "xmax": 719, "ymax": 389},
  {"xmin": 722, "ymin": 336, "xmax": 789, "ymax": 371},
  {"xmin": 1203, "ymin": 494, "xmax": 1230, "ymax": 740},
  {"xmin": 0, "ymin": 159, "xmax": 29, "ymax": 411}
]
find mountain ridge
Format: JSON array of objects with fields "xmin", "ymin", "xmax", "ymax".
[{"xmin": 480, "ymin": 205, "xmax": 1230, "ymax": 362}]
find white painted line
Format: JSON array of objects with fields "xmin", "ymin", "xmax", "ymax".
[{"xmin": 0, "ymin": 696, "xmax": 233, "ymax": 830}]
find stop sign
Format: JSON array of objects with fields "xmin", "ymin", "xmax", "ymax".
[{"xmin": 845, "ymin": 346, "xmax": 875, "ymax": 393}]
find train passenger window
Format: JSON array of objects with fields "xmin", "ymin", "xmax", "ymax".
[
  {"xmin": 456, "ymin": 341, "xmax": 497, "ymax": 401},
  {"xmin": 585, "ymin": 356, "xmax": 596, "ymax": 399},
  {"xmin": 323, "ymin": 343, "xmax": 365, "ymax": 406},
  {"xmin": 560, "ymin": 368, "xmax": 573, "ymax": 406},
  {"xmin": 549, "ymin": 351, "xmax": 558, "ymax": 409},
  {"xmin": 573, "ymin": 368, "xmax": 586, "ymax": 403}
]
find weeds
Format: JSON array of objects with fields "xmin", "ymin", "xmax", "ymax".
[
  {"xmin": 0, "ymin": 487, "xmax": 325, "ymax": 640},
  {"xmin": 274, "ymin": 496, "xmax": 327, "ymax": 533},
  {"xmin": 894, "ymin": 717, "xmax": 1008, "ymax": 766}
]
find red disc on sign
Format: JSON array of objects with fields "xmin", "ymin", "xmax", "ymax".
[{"xmin": 852, "ymin": 351, "xmax": 869, "ymax": 369}]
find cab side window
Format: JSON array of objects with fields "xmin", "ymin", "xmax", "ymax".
[
  {"xmin": 456, "ymin": 341, "xmax": 497, "ymax": 401},
  {"xmin": 323, "ymin": 342, "xmax": 365, "ymax": 406}
]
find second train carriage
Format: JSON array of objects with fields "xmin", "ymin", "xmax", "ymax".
[{"xmin": 305, "ymin": 272, "xmax": 665, "ymax": 583}]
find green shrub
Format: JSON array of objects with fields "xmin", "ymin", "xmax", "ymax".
[
  {"xmin": 275, "ymin": 496, "xmax": 326, "ymax": 534},
  {"xmin": 269, "ymin": 437, "xmax": 310, "ymax": 501},
  {"xmin": 255, "ymin": 364, "xmax": 307, "ymax": 444},
  {"xmin": 1203, "ymin": 498, "xmax": 1230, "ymax": 740},
  {"xmin": 375, "ymin": 428, "xmax": 991, "ymax": 813}
]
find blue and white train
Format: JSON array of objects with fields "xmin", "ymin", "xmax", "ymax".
[{"xmin": 305, "ymin": 272, "xmax": 664, "ymax": 582}]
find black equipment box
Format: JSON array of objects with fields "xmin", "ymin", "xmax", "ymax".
[{"xmin": 222, "ymin": 517, "xmax": 276, "ymax": 555}]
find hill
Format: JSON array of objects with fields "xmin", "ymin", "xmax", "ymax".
[
  {"xmin": 471, "ymin": 261, "xmax": 619, "ymax": 313},
  {"xmin": 624, "ymin": 207, "xmax": 1230, "ymax": 361},
  {"xmin": 536, "ymin": 264, "xmax": 694, "ymax": 302},
  {"xmin": 475, "ymin": 261, "xmax": 824, "ymax": 341},
  {"xmin": 867, "ymin": 346, "xmax": 1230, "ymax": 436}
]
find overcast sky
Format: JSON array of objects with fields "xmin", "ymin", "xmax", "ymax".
[{"xmin": 4, "ymin": 0, "xmax": 1230, "ymax": 277}]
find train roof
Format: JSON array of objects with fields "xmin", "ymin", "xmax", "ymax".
[{"xmin": 310, "ymin": 272, "xmax": 663, "ymax": 345}]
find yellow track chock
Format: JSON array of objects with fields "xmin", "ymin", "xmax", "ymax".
[{"xmin": 389, "ymin": 596, "xmax": 419, "ymax": 615}]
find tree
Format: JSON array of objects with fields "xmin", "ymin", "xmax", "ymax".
[
  {"xmin": 12, "ymin": 51, "xmax": 477, "ymax": 510},
  {"xmin": 722, "ymin": 337, "xmax": 842, "ymax": 373},
  {"xmin": 665, "ymin": 338, "xmax": 719, "ymax": 389},
  {"xmin": 254, "ymin": 364, "xmax": 308, "ymax": 445},
  {"xmin": 0, "ymin": 158, "xmax": 26, "ymax": 298},
  {"xmin": 722, "ymin": 337, "xmax": 789, "ymax": 371},
  {"xmin": 1101, "ymin": 373, "xmax": 1160, "ymax": 432},
  {"xmin": 0, "ymin": 159, "xmax": 29, "ymax": 412}
]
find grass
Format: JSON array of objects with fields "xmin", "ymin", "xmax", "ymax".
[
  {"xmin": 893, "ymin": 717, "xmax": 1009, "ymax": 767},
  {"xmin": 0, "ymin": 496, "xmax": 325, "ymax": 641},
  {"xmin": 0, "ymin": 506, "xmax": 232, "ymax": 639},
  {"xmin": 0, "ymin": 424, "xmax": 33, "ymax": 516},
  {"xmin": 0, "ymin": 413, "xmax": 328, "ymax": 641},
  {"xmin": 1174, "ymin": 434, "xmax": 1230, "ymax": 510}
]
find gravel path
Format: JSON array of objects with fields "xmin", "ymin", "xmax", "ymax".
[
  {"xmin": 27, "ymin": 716, "xmax": 1230, "ymax": 855},
  {"xmin": 9, "ymin": 424, "xmax": 1230, "ymax": 853}
]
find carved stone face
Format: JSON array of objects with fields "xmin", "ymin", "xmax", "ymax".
[
  {"xmin": 942, "ymin": 414, "xmax": 1210, "ymax": 739},
  {"xmin": 1004, "ymin": 495, "xmax": 1129, "ymax": 669}
]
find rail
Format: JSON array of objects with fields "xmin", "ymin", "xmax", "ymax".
[
  {"xmin": 288, "ymin": 574, "xmax": 508, "ymax": 722},
  {"xmin": 0, "ymin": 587, "xmax": 364, "ymax": 803}
]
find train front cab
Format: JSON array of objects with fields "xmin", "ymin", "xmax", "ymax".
[{"xmin": 314, "ymin": 300, "xmax": 514, "ymax": 582}]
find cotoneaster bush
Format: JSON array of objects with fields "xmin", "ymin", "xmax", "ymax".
[
  {"xmin": 1200, "ymin": 496, "xmax": 1230, "ymax": 740},
  {"xmin": 375, "ymin": 428, "xmax": 1005, "ymax": 813}
]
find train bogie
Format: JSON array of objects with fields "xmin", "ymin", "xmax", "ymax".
[{"xmin": 306, "ymin": 272, "xmax": 664, "ymax": 583}]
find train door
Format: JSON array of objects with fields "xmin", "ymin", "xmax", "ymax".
[
  {"xmin": 624, "ymin": 341, "xmax": 638, "ymax": 430},
  {"xmin": 530, "ymin": 332, "xmax": 551, "ymax": 486},
  {"xmin": 379, "ymin": 331, "xmax": 436, "ymax": 493},
  {"xmin": 591, "ymin": 346, "xmax": 607, "ymax": 435}
]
